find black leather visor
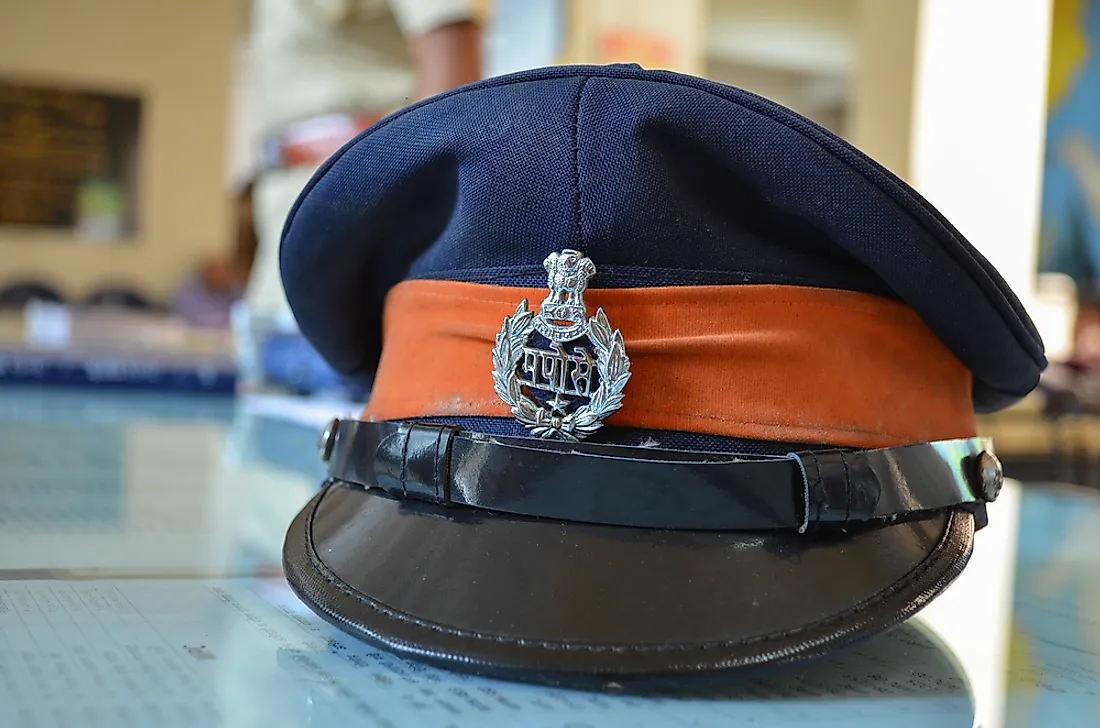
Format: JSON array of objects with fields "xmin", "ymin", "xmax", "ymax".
[{"xmin": 283, "ymin": 419, "xmax": 996, "ymax": 685}]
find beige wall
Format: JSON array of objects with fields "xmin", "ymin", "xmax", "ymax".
[
  {"xmin": 708, "ymin": 0, "xmax": 854, "ymax": 77},
  {"xmin": 849, "ymin": 0, "xmax": 919, "ymax": 180},
  {"xmin": 0, "ymin": 0, "xmax": 240, "ymax": 301}
]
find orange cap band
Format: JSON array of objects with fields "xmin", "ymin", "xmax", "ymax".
[{"xmin": 363, "ymin": 280, "xmax": 976, "ymax": 449}]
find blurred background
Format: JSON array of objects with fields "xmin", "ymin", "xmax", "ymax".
[{"xmin": 0, "ymin": 0, "xmax": 1097, "ymax": 485}]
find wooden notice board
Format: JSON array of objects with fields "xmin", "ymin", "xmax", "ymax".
[{"xmin": 0, "ymin": 80, "xmax": 141, "ymax": 239}]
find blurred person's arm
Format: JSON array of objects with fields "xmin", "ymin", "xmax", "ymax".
[
  {"xmin": 388, "ymin": 0, "xmax": 482, "ymax": 99},
  {"xmin": 409, "ymin": 20, "xmax": 481, "ymax": 99}
]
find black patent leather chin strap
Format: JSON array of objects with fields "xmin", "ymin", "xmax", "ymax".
[{"xmin": 323, "ymin": 420, "xmax": 1000, "ymax": 532}]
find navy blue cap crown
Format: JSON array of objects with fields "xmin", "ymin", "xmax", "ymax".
[{"xmin": 280, "ymin": 64, "xmax": 1045, "ymax": 412}]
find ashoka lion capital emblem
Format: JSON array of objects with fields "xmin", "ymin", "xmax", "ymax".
[{"xmin": 492, "ymin": 249, "xmax": 631, "ymax": 441}]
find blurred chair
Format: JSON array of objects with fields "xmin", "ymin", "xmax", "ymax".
[
  {"xmin": 0, "ymin": 281, "xmax": 66, "ymax": 310},
  {"xmin": 83, "ymin": 286, "xmax": 158, "ymax": 311}
]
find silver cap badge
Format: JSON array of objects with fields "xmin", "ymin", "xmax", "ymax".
[{"xmin": 492, "ymin": 249, "xmax": 631, "ymax": 441}]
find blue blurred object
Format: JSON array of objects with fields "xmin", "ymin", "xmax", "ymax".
[
  {"xmin": 0, "ymin": 352, "xmax": 237, "ymax": 393},
  {"xmin": 1037, "ymin": 0, "xmax": 1100, "ymax": 294},
  {"xmin": 260, "ymin": 331, "xmax": 370, "ymax": 399},
  {"xmin": 172, "ymin": 274, "xmax": 242, "ymax": 329}
]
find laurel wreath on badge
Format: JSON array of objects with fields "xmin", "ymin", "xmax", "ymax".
[{"xmin": 492, "ymin": 301, "xmax": 631, "ymax": 441}]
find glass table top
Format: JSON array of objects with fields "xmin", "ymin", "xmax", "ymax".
[{"xmin": 0, "ymin": 386, "xmax": 1096, "ymax": 727}]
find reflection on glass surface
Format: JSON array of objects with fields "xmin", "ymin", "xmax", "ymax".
[
  {"xmin": 0, "ymin": 577, "xmax": 973, "ymax": 728},
  {"xmin": 0, "ymin": 387, "xmax": 316, "ymax": 579},
  {"xmin": 0, "ymin": 421, "xmax": 126, "ymax": 529},
  {"xmin": 1007, "ymin": 486, "xmax": 1100, "ymax": 727},
  {"xmin": 0, "ymin": 387, "xmax": 1097, "ymax": 725}
]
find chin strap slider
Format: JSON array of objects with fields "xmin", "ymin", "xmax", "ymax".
[{"xmin": 374, "ymin": 423, "xmax": 458, "ymax": 505}]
